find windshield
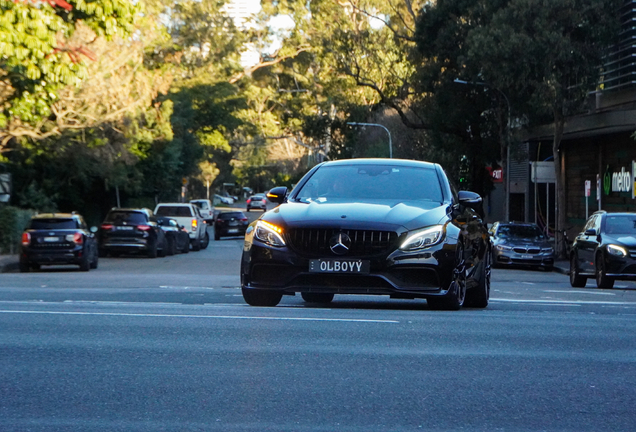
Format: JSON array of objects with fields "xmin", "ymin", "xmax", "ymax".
[
  {"xmin": 29, "ymin": 219, "xmax": 77, "ymax": 230},
  {"xmin": 293, "ymin": 164, "xmax": 443, "ymax": 204},
  {"xmin": 605, "ymin": 215, "xmax": 636, "ymax": 235},
  {"xmin": 498, "ymin": 225, "xmax": 544, "ymax": 239}
]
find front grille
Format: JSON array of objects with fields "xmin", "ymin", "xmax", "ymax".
[
  {"xmin": 286, "ymin": 228, "xmax": 399, "ymax": 257},
  {"xmin": 513, "ymin": 247, "xmax": 541, "ymax": 254}
]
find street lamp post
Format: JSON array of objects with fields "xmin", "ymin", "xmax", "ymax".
[
  {"xmin": 347, "ymin": 122, "xmax": 392, "ymax": 159},
  {"xmin": 454, "ymin": 79, "xmax": 511, "ymax": 222}
]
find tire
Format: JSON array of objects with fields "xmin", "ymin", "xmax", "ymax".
[
  {"xmin": 569, "ymin": 253, "xmax": 586, "ymax": 287},
  {"xmin": 98, "ymin": 248, "xmax": 107, "ymax": 258},
  {"xmin": 242, "ymin": 287, "xmax": 282, "ymax": 307},
  {"xmin": 191, "ymin": 238, "xmax": 201, "ymax": 251},
  {"xmin": 79, "ymin": 253, "xmax": 90, "ymax": 271},
  {"xmin": 90, "ymin": 250, "xmax": 98, "ymax": 269},
  {"xmin": 246, "ymin": 207, "xmax": 250, "ymax": 212},
  {"xmin": 147, "ymin": 241, "xmax": 158, "ymax": 258},
  {"xmin": 182, "ymin": 239, "xmax": 190, "ymax": 253},
  {"xmin": 595, "ymin": 253, "xmax": 614, "ymax": 289},
  {"xmin": 166, "ymin": 237, "xmax": 175, "ymax": 256},
  {"xmin": 19, "ymin": 258, "xmax": 30, "ymax": 273},
  {"xmin": 110, "ymin": 251, "xmax": 120, "ymax": 258},
  {"xmin": 428, "ymin": 244, "xmax": 467, "ymax": 311},
  {"xmin": 214, "ymin": 231, "xmax": 221, "ymax": 241},
  {"xmin": 301, "ymin": 292, "xmax": 334, "ymax": 304},
  {"xmin": 465, "ymin": 247, "xmax": 490, "ymax": 308},
  {"xmin": 200, "ymin": 231, "xmax": 209, "ymax": 250}
]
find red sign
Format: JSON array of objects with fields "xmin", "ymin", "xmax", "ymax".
[{"xmin": 486, "ymin": 167, "xmax": 503, "ymax": 183}]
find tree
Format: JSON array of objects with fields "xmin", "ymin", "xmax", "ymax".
[
  {"xmin": 0, "ymin": 0, "xmax": 139, "ymax": 150},
  {"xmin": 467, "ymin": 0, "xmax": 620, "ymax": 253}
]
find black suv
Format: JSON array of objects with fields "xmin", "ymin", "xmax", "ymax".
[
  {"xmin": 20, "ymin": 213, "xmax": 99, "ymax": 272},
  {"xmin": 570, "ymin": 211, "xmax": 636, "ymax": 288},
  {"xmin": 98, "ymin": 208, "xmax": 167, "ymax": 258}
]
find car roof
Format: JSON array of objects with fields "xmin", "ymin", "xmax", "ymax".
[
  {"xmin": 320, "ymin": 158, "xmax": 438, "ymax": 170},
  {"xmin": 31, "ymin": 213, "xmax": 78, "ymax": 219},
  {"xmin": 156, "ymin": 203, "xmax": 193, "ymax": 207}
]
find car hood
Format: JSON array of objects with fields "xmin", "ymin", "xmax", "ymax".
[
  {"xmin": 262, "ymin": 200, "xmax": 451, "ymax": 233},
  {"xmin": 604, "ymin": 235, "xmax": 636, "ymax": 248}
]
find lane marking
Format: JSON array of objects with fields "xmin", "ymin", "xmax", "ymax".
[
  {"xmin": 0, "ymin": 309, "xmax": 399, "ymax": 323},
  {"xmin": 491, "ymin": 298, "xmax": 636, "ymax": 306},
  {"xmin": 543, "ymin": 290, "xmax": 615, "ymax": 296}
]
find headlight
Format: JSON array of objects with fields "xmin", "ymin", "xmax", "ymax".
[
  {"xmin": 607, "ymin": 244, "xmax": 627, "ymax": 257},
  {"xmin": 400, "ymin": 225, "xmax": 444, "ymax": 251},
  {"xmin": 541, "ymin": 247, "xmax": 554, "ymax": 254},
  {"xmin": 496, "ymin": 245, "xmax": 513, "ymax": 251},
  {"xmin": 254, "ymin": 221, "xmax": 286, "ymax": 247}
]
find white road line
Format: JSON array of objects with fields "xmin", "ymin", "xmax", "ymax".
[
  {"xmin": 491, "ymin": 298, "xmax": 636, "ymax": 306},
  {"xmin": 543, "ymin": 290, "xmax": 616, "ymax": 295},
  {"xmin": 0, "ymin": 309, "xmax": 399, "ymax": 323}
]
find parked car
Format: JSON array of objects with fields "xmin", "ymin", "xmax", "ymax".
[
  {"xmin": 156, "ymin": 217, "xmax": 190, "ymax": 255},
  {"xmin": 489, "ymin": 221, "xmax": 554, "ymax": 271},
  {"xmin": 240, "ymin": 158, "xmax": 491, "ymax": 309},
  {"xmin": 98, "ymin": 208, "xmax": 167, "ymax": 258},
  {"xmin": 246, "ymin": 193, "xmax": 267, "ymax": 212},
  {"xmin": 214, "ymin": 211, "xmax": 249, "ymax": 240},
  {"xmin": 213, "ymin": 194, "xmax": 234, "ymax": 205},
  {"xmin": 570, "ymin": 211, "xmax": 636, "ymax": 288},
  {"xmin": 190, "ymin": 199, "xmax": 215, "ymax": 223},
  {"xmin": 154, "ymin": 203, "xmax": 208, "ymax": 251},
  {"xmin": 20, "ymin": 213, "xmax": 99, "ymax": 272}
]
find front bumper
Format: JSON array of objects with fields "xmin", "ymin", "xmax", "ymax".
[
  {"xmin": 493, "ymin": 249, "xmax": 554, "ymax": 268},
  {"xmin": 604, "ymin": 254, "xmax": 636, "ymax": 279},
  {"xmin": 241, "ymin": 241, "xmax": 458, "ymax": 298}
]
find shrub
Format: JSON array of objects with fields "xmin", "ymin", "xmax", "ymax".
[{"xmin": 0, "ymin": 206, "xmax": 34, "ymax": 255}]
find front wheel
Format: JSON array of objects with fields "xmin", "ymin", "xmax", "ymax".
[
  {"xmin": 242, "ymin": 288, "xmax": 282, "ymax": 307},
  {"xmin": 200, "ymin": 232, "xmax": 209, "ymax": 250},
  {"xmin": 595, "ymin": 254, "xmax": 614, "ymax": 289},
  {"xmin": 19, "ymin": 258, "xmax": 30, "ymax": 273},
  {"xmin": 569, "ymin": 253, "xmax": 586, "ymax": 287},
  {"xmin": 428, "ymin": 244, "xmax": 467, "ymax": 311},
  {"xmin": 465, "ymin": 247, "xmax": 490, "ymax": 308}
]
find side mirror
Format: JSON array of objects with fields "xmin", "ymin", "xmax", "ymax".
[
  {"xmin": 584, "ymin": 228, "xmax": 597, "ymax": 236},
  {"xmin": 458, "ymin": 190, "xmax": 483, "ymax": 206},
  {"xmin": 267, "ymin": 186, "xmax": 288, "ymax": 204}
]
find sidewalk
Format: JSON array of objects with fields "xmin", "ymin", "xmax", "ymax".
[{"xmin": 0, "ymin": 254, "xmax": 19, "ymax": 273}]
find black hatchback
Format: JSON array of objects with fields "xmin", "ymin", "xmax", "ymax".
[
  {"xmin": 98, "ymin": 208, "xmax": 167, "ymax": 258},
  {"xmin": 20, "ymin": 213, "xmax": 99, "ymax": 272},
  {"xmin": 240, "ymin": 158, "xmax": 491, "ymax": 309},
  {"xmin": 214, "ymin": 211, "xmax": 249, "ymax": 240},
  {"xmin": 570, "ymin": 211, "xmax": 636, "ymax": 288}
]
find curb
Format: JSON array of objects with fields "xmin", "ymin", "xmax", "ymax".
[{"xmin": 0, "ymin": 255, "xmax": 19, "ymax": 273}]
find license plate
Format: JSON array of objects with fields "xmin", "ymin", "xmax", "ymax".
[
  {"xmin": 117, "ymin": 226, "xmax": 133, "ymax": 230},
  {"xmin": 44, "ymin": 237, "xmax": 59, "ymax": 242},
  {"xmin": 228, "ymin": 228, "xmax": 238, "ymax": 233},
  {"xmin": 521, "ymin": 254, "xmax": 533, "ymax": 259},
  {"xmin": 309, "ymin": 259, "xmax": 370, "ymax": 273}
]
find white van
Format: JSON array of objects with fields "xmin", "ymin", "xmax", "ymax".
[{"xmin": 190, "ymin": 199, "xmax": 215, "ymax": 223}]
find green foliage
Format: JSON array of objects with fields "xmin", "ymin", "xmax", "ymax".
[{"xmin": 0, "ymin": 205, "xmax": 33, "ymax": 254}]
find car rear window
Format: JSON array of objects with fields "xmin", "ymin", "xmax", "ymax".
[
  {"xmin": 104, "ymin": 211, "xmax": 148, "ymax": 224},
  {"xmin": 218, "ymin": 212, "xmax": 245, "ymax": 220},
  {"xmin": 191, "ymin": 201, "xmax": 210, "ymax": 210},
  {"xmin": 29, "ymin": 219, "xmax": 77, "ymax": 230},
  {"xmin": 155, "ymin": 206, "xmax": 194, "ymax": 217}
]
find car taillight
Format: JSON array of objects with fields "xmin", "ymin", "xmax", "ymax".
[
  {"xmin": 246, "ymin": 199, "xmax": 251, "ymax": 204},
  {"xmin": 192, "ymin": 219, "xmax": 197, "ymax": 230},
  {"xmin": 73, "ymin": 233, "xmax": 83, "ymax": 244},
  {"xmin": 262, "ymin": 199, "xmax": 266, "ymax": 203},
  {"xmin": 216, "ymin": 219, "xmax": 224, "ymax": 224},
  {"xmin": 101, "ymin": 224, "xmax": 113, "ymax": 230},
  {"xmin": 138, "ymin": 225, "xmax": 151, "ymax": 231},
  {"xmin": 21, "ymin": 232, "xmax": 31, "ymax": 246},
  {"xmin": 241, "ymin": 217, "xmax": 248, "ymax": 222}
]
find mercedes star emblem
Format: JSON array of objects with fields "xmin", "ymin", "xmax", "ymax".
[{"xmin": 329, "ymin": 232, "xmax": 352, "ymax": 255}]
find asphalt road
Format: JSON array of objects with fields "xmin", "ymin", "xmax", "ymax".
[{"xmin": 1, "ymin": 219, "xmax": 636, "ymax": 431}]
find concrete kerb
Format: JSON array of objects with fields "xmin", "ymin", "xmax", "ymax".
[
  {"xmin": 553, "ymin": 260, "xmax": 569, "ymax": 275},
  {"xmin": 0, "ymin": 254, "xmax": 19, "ymax": 273}
]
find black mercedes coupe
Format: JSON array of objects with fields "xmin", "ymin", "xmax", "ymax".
[{"xmin": 240, "ymin": 158, "xmax": 491, "ymax": 310}]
